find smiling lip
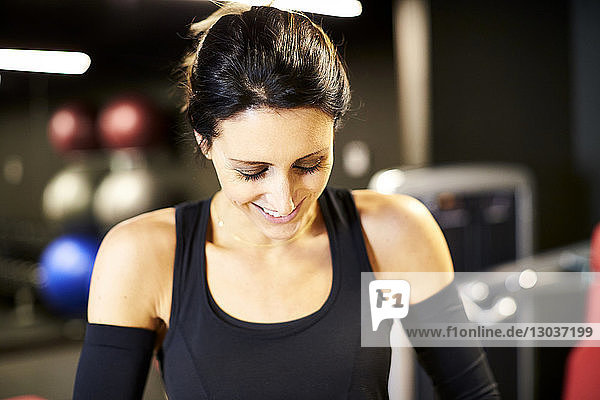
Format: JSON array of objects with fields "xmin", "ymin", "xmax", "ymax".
[{"xmin": 253, "ymin": 198, "xmax": 304, "ymax": 224}]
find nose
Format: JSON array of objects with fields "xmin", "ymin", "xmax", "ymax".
[{"xmin": 266, "ymin": 174, "xmax": 296, "ymax": 215}]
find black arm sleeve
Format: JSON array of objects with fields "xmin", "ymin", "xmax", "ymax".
[
  {"xmin": 73, "ymin": 323, "xmax": 156, "ymax": 400},
  {"xmin": 402, "ymin": 282, "xmax": 501, "ymax": 399}
]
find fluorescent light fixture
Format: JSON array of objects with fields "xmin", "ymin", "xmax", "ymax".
[
  {"xmin": 0, "ymin": 49, "xmax": 91, "ymax": 75},
  {"xmin": 218, "ymin": 0, "xmax": 362, "ymax": 17}
]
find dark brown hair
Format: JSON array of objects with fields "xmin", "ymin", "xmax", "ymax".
[{"xmin": 181, "ymin": 4, "xmax": 351, "ymax": 151}]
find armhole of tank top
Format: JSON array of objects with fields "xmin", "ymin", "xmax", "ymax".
[
  {"xmin": 161, "ymin": 203, "xmax": 186, "ymax": 350},
  {"xmin": 345, "ymin": 189, "xmax": 376, "ymax": 274}
]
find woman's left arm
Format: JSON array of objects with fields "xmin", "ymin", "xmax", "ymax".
[{"xmin": 353, "ymin": 190, "xmax": 501, "ymax": 399}]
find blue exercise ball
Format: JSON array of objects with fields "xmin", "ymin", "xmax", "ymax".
[{"xmin": 38, "ymin": 234, "xmax": 100, "ymax": 317}]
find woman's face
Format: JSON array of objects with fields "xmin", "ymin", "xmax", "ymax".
[{"xmin": 207, "ymin": 107, "xmax": 334, "ymax": 242}]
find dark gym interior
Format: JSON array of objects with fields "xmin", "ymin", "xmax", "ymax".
[{"xmin": 1, "ymin": 1, "xmax": 599, "ymax": 399}]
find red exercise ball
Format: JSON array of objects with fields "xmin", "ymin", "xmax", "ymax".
[
  {"xmin": 97, "ymin": 94, "xmax": 164, "ymax": 149},
  {"xmin": 47, "ymin": 103, "xmax": 96, "ymax": 153}
]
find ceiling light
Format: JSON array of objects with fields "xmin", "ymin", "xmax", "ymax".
[
  {"xmin": 0, "ymin": 49, "xmax": 91, "ymax": 75},
  {"xmin": 216, "ymin": 0, "xmax": 362, "ymax": 17}
]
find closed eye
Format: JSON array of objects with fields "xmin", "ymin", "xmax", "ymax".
[
  {"xmin": 294, "ymin": 161, "xmax": 323, "ymax": 174},
  {"xmin": 237, "ymin": 168, "xmax": 268, "ymax": 181},
  {"xmin": 236, "ymin": 158, "xmax": 325, "ymax": 182}
]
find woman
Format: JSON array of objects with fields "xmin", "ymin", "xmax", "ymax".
[{"xmin": 74, "ymin": 4, "xmax": 500, "ymax": 399}]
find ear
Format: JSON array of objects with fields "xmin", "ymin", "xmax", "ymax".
[{"xmin": 194, "ymin": 130, "xmax": 211, "ymax": 159}]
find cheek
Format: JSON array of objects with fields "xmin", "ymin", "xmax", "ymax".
[
  {"xmin": 211, "ymin": 162, "xmax": 256, "ymax": 205},
  {"xmin": 302, "ymin": 166, "xmax": 333, "ymax": 193},
  {"xmin": 220, "ymin": 180, "xmax": 258, "ymax": 206}
]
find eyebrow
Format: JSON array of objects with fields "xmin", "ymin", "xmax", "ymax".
[{"xmin": 228, "ymin": 148, "xmax": 328, "ymax": 166}]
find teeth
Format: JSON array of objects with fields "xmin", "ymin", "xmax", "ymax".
[
  {"xmin": 263, "ymin": 208, "xmax": 283, "ymax": 217},
  {"xmin": 259, "ymin": 204, "xmax": 298, "ymax": 218}
]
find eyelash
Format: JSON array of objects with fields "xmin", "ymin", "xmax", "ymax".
[{"xmin": 238, "ymin": 161, "xmax": 324, "ymax": 182}]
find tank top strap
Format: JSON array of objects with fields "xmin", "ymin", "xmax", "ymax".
[
  {"xmin": 162, "ymin": 196, "xmax": 212, "ymax": 349},
  {"xmin": 319, "ymin": 187, "xmax": 374, "ymax": 274}
]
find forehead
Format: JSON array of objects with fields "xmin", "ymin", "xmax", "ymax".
[{"xmin": 214, "ymin": 107, "xmax": 334, "ymax": 158}]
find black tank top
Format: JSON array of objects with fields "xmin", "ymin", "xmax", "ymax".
[{"xmin": 158, "ymin": 187, "xmax": 392, "ymax": 399}]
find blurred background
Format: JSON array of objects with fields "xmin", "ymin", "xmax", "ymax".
[{"xmin": 0, "ymin": 0, "xmax": 599, "ymax": 399}]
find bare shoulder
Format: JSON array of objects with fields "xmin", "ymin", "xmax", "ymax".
[
  {"xmin": 352, "ymin": 189, "xmax": 454, "ymax": 302},
  {"xmin": 87, "ymin": 207, "xmax": 176, "ymax": 330}
]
